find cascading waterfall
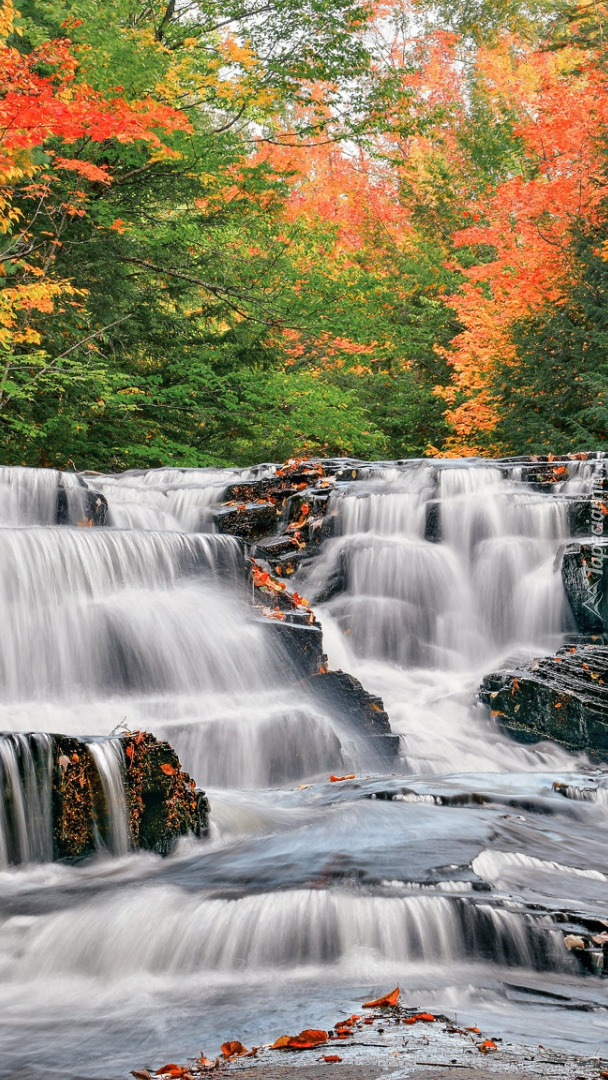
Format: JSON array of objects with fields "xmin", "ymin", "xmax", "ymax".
[
  {"xmin": 1, "ymin": 458, "xmax": 608, "ymax": 1079},
  {"xmin": 0, "ymin": 733, "xmax": 53, "ymax": 867}
]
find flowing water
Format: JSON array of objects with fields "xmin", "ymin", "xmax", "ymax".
[{"xmin": 0, "ymin": 459, "xmax": 607, "ymax": 1077}]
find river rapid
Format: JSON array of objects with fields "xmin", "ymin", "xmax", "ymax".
[{"xmin": 0, "ymin": 459, "xmax": 607, "ymax": 1078}]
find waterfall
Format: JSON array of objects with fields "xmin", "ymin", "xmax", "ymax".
[
  {"xmin": 7, "ymin": 887, "xmax": 571, "ymax": 980},
  {"xmin": 0, "ymin": 734, "xmax": 53, "ymax": 867},
  {"xmin": 0, "ymin": 458, "xmax": 607, "ymax": 1079},
  {"xmin": 86, "ymin": 739, "xmax": 130, "ymax": 857}
]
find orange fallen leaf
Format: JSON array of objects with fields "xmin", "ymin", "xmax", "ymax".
[
  {"xmin": 478, "ymin": 1040, "xmax": 498, "ymax": 1053},
  {"xmin": 465, "ymin": 1026, "xmax": 480, "ymax": 1033},
  {"xmin": 271, "ymin": 1029, "xmax": 328, "ymax": 1051},
  {"xmin": 77, "ymin": 516, "xmax": 93, "ymax": 527},
  {"xmin": 196, "ymin": 1055, "xmax": 216, "ymax": 1068},
  {"xmin": 330, "ymin": 774, "xmax": 355, "ymax": 783},
  {"xmin": 414, "ymin": 1013, "xmax": 435, "ymax": 1022},
  {"xmin": 155, "ymin": 1066, "xmax": 188, "ymax": 1078},
  {"xmin": 221, "ymin": 1041, "xmax": 248, "ymax": 1058},
  {"xmin": 160, "ymin": 763, "xmax": 175, "ymax": 775},
  {"xmin": 323, "ymin": 1056, "xmax": 342, "ymax": 1063},
  {"xmin": 335, "ymin": 1016, "xmax": 359, "ymax": 1030},
  {"xmin": 363, "ymin": 987, "xmax": 400, "ymax": 1008}
]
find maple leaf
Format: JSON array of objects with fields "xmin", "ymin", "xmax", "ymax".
[
  {"xmin": 221, "ymin": 1041, "xmax": 248, "ymax": 1058},
  {"xmin": 271, "ymin": 1029, "xmax": 328, "ymax": 1050},
  {"xmin": 362, "ymin": 987, "xmax": 400, "ymax": 1008}
]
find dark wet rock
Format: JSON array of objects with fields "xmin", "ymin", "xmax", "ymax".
[
  {"xmin": 303, "ymin": 670, "xmax": 399, "ymax": 761},
  {"xmin": 561, "ymin": 539, "xmax": 608, "ymax": 632},
  {"xmin": 479, "ymin": 643, "xmax": 608, "ymax": 758},
  {"xmin": 56, "ymin": 475, "xmax": 108, "ymax": 526},
  {"xmin": 261, "ymin": 620, "xmax": 326, "ymax": 678},
  {"xmin": 425, "ymin": 498, "xmax": 441, "ymax": 542},
  {"xmin": 84, "ymin": 485, "xmax": 108, "ymax": 525},
  {"xmin": 123, "ymin": 731, "xmax": 208, "ymax": 855},
  {"xmin": 0, "ymin": 731, "xmax": 208, "ymax": 863},
  {"xmin": 214, "ymin": 501, "xmax": 280, "ymax": 542},
  {"xmin": 218, "ymin": 460, "xmax": 337, "ymax": 561}
]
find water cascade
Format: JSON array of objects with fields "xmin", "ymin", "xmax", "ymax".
[{"xmin": 0, "ymin": 457, "xmax": 608, "ymax": 1078}]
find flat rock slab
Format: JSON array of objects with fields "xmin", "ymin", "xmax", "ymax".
[{"xmin": 136, "ymin": 1008, "xmax": 605, "ymax": 1080}]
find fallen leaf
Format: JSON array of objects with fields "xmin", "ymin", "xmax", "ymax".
[
  {"xmin": 323, "ymin": 1056, "xmax": 342, "ymax": 1063},
  {"xmin": 131, "ymin": 1071, "xmax": 151, "ymax": 1080},
  {"xmin": 564, "ymin": 934, "xmax": 586, "ymax": 950},
  {"xmin": 77, "ymin": 516, "xmax": 93, "ymax": 527},
  {"xmin": 160, "ymin": 763, "xmax": 175, "ymax": 775},
  {"xmin": 478, "ymin": 1040, "xmax": 498, "ymax": 1053},
  {"xmin": 155, "ymin": 1066, "xmax": 189, "ymax": 1078},
  {"xmin": 414, "ymin": 1013, "xmax": 435, "ymax": 1022},
  {"xmin": 335, "ymin": 1016, "xmax": 359, "ymax": 1031},
  {"xmin": 271, "ymin": 1029, "xmax": 328, "ymax": 1050},
  {"xmin": 362, "ymin": 987, "xmax": 400, "ymax": 1008},
  {"xmin": 197, "ymin": 1056, "xmax": 219, "ymax": 1071},
  {"xmin": 330, "ymin": 774, "xmax": 356, "ymax": 783},
  {"xmin": 221, "ymin": 1041, "xmax": 248, "ymax": 1058},
  {"xmin": 465, "ymin": 1026, "xmax": 480, "ymax": 1033}
]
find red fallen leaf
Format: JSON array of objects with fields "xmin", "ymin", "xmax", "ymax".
[
  {"xmin": 271, "ymin": 1029, "xmax": 328, "ymax": 1051},
  {"xmin": 478, "ymin": 1040, "xmax": 498, "ymax": 1053},
  {"xmin": 125, "ymin": 744, "xmax": 134, "ymax": 760},
  {"xmin": 330, "ymin": 774, "xmax": 356, "ymax": 783},
  {"xmin": 160, "ymin": 763, "xmax": 175, "ymax": 775},
  {"xmin": 413, "ymin": 1013, "xmax": 435, "ymax": 1022},
  {"xmin": 196, "ymin": 1055, "xmax": 219, "ymax": 1071},
  {"xmin": 363, "ymin": 1018, "xmax": 374, "ymax": 1025},
  {"xmin": 336, "ymin": 1032, "xmax": 350, "ymax": 1039},
  {"xmin": 335, "ymin": 1016, "xmax": 359, "ymax": 1030},
  {"xmin": 291, "ymin": 592, "xmax": 310, "ymax": 609},
  {"xmin": 155, "ymin": 1066, "xmax": 189, "ymax": 1077},
  {"xmin": 221, "ymin": 1041, "xmax": 248, "ymax": 1058},
  {"xmin": 300, "ymin": 503, "xmax": 310, "ymax": 516},
  {"xmin": 363, "ymin": 987, "xmax": 400, "ymax": 1008},
  {"xmin": 323, "ymin": 1056, "xmax": 342, "ymax": 1063}
]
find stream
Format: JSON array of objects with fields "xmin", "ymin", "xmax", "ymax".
[{"xmin": 0, "ymin": 459, "xmax": 607, "ymax": 1077}]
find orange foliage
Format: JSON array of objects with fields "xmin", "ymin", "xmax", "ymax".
[{"xmin": 439, "ymin": 40, "xmax": 608, "ymax": 451}]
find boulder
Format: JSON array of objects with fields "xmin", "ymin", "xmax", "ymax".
[
  {"xmin": 0, "ymin": 730, "xmax": 208, "ymax": 865},
  {"xmin": 303, "ymin": 670, "xmax": 399, "ymax": 762},
  {"xmin": 561, "ymin": 539, "xmax": 608, "ymax": 633},
  {"xmin": 479, "ymin": 644, "xmax": 608, "ymax": 758}
]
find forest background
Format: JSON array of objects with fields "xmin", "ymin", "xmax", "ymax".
[{"xmin": 1, "ymin": 0, "xmax": 608, "ymax": 470}]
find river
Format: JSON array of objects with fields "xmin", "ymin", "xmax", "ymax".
[{"xmin": 0, "ymin": 459, "xmax": 606, "ymax": 1077}]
